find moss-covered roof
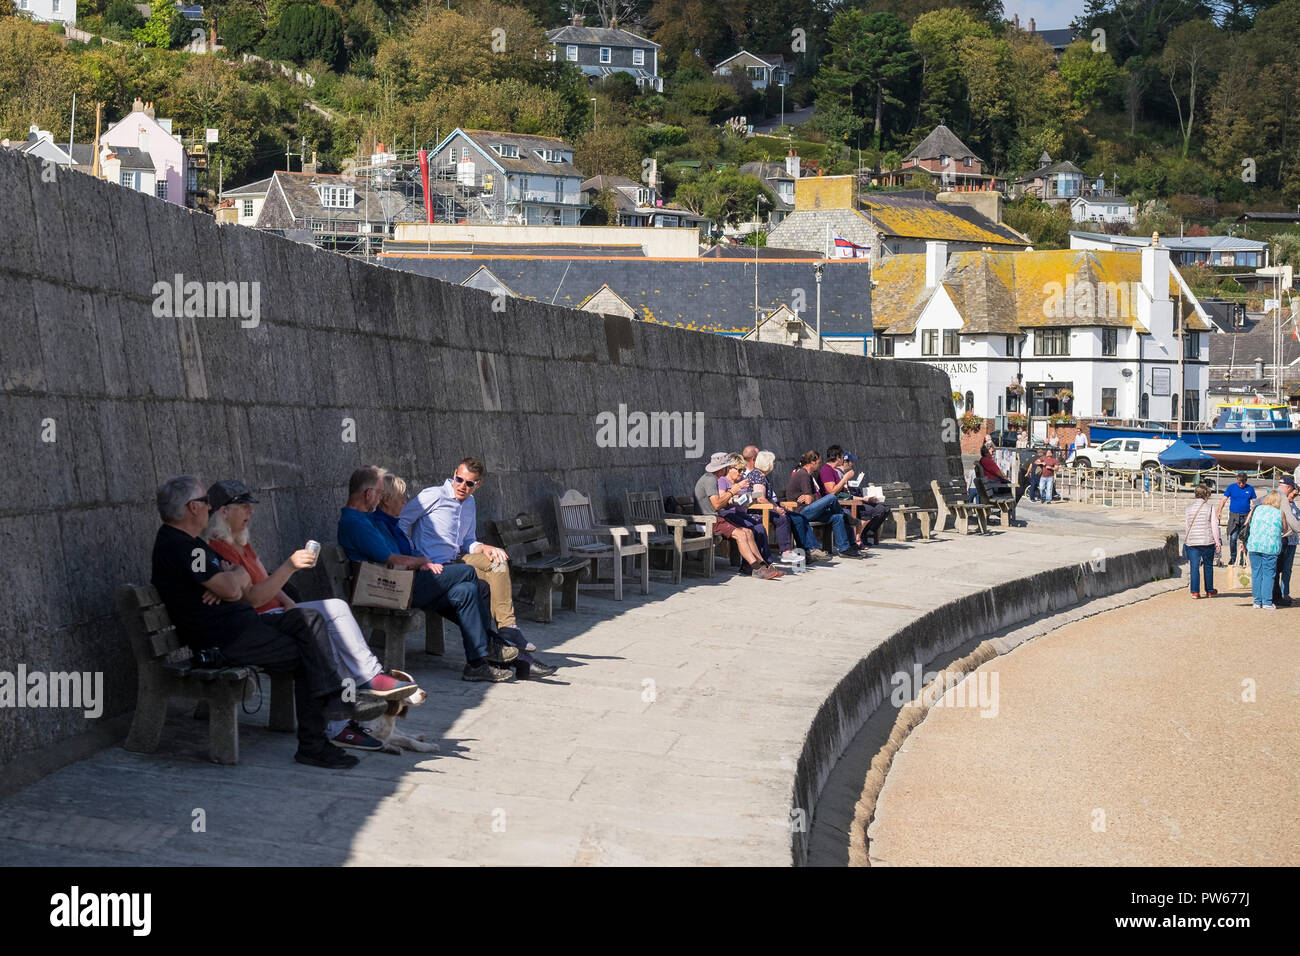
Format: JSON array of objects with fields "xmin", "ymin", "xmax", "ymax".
[
  {"xmin": 860, "ymin": 194, "xmax": 1025, "ymax": 245},
  {"xmin": 873, "ymin": 249, "xmax": 1210, "ymax": 335}
]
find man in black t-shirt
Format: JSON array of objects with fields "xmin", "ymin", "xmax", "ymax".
[{"xmin": 150, "ymin": 475, "xmax": 372, "ymax": 770}]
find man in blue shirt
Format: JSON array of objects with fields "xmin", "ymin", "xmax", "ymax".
[
  {"xmin": 399, "ymin": 458, "xmax": 556, "ymax": 679},
  {"xmin": 1219, "ymin": 472, "xmax": 1257, "ymax": 567},
  {"xmin": 338, "ymin": 466, "xmax": 516, "ymax": 682}
]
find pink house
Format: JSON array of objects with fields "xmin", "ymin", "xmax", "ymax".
[{"xmin": 100, "ymin": 98, "xmax": 190, "ymax": 206}]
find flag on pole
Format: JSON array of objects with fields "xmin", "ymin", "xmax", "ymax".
[{"xmin": 833, "ymin": 235, "xmax": 869, "ymax": 259}]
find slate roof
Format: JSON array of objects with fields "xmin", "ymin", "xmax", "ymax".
[
  {"xmin": 1033, "ymin": 28, "xmax": 1076, "ymax": 49},
  {"xmin": 269, "ymin": 171, "xmax": 423, "ymax": 224},
  {"xmin": 221, "ymin": 176, "xmax": 273, "ymax": 198},
  {"xmin": 872, "ymin": 249, "xmax": 1209, "ymax": 335},
  {"xmin": 379, "ymin": 253, "xmax": 872, "ymax": 336},
  {"xmin": 546, "ymin": 25, "xmax": 659, "ymax": 47},
  {"xmin": 457, "ymin": 129, "xmax": 582, "ymax": 178},
  {"xmin": 385, "ymin": 240, "xmax": 648, "ymax": 258},
  {"xmin": 904, "ymin": 125, "xmax": 979, "ymax": 163},
  {"xmin": 860, "ymin": 194, "xmax": 1026, "ymax": 245},
  {"xmin": 1069, "ymin": 231, "xmax": 1269, "ymax": 253},
  {"xmin": 1209, "ymin": 307, "xmax": 1300, "ymax": 374},
  {"xmin": 700, "ymin": 245, "xmax": 820, "ymax": 259},
  {"xmin": 1017, "ymin": 159, "xmax": 1085, "ymax": 182},
  {"xmin": 107, "ymin": 146, "xmax": 155, "ymax": 171}
]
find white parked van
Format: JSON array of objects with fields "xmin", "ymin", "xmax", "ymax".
[{"xmin": 1070, "ymin": 437, "xmax": 1173, "ymax": 471}]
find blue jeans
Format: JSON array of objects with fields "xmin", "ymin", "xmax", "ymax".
[
  {"xmin": 413, "ymin": 563, "xmax": 498, "ymax": 663},
  {"xmin": 797, "ymin": 494, "xmax": 854, "ymax": 552},
  {"xmin": 1277, "ymin": 543, "xmax": 1296, "ymax": 599},
  {"xmin": 1186, "ymin": 545, "xmax": 1215, "ymax": 594},
  {"xmin": 1249, "ymin": 551, "xmax": 1278, "ymax": 606},
  {"xmin": 1038, "ymin": 476, "xmax": 1055, "ymax": 501}
]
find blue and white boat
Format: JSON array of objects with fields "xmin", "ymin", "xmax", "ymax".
[{"xmin": 1088, "ymin": 403, "xmax": 1300, "ymax": 470}]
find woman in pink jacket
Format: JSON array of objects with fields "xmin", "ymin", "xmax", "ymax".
[{"xmin": 1184, "ymin": 484, "xmax": 1222, "ymax": 598}]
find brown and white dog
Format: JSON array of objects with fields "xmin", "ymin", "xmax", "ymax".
[{"xmin": 360, "ymin": 670, "xmax": 439, "ymax": 755}]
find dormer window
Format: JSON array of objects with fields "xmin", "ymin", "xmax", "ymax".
[
  {"xmin": 318, "ymin": 185, "xmax": 353, "ymax": 208},
  {"xmin": 636, "ymin": 187, "xmax": 651, "ymax": 204},
  {"xmin": 492, "ymin": 144, "xmax": 519, "ymax": 159},
  {"xmin": 963, "ymin": 156, "xmax": 973, "ymax": 167}
]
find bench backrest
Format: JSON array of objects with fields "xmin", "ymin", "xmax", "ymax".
[
  {"xmin": 932, "ymin": 477, "xmax": 967, "ymax": 508},
  {"xmin": 116, "ymin": 584, "xmax": 189, "ymax": 664},
  {"xmin": 491, "ymin": 513, "xmax": 557, "ymax": 565},
  {"xmin": 624, "ymin": 489, "xmax": 668, "ymax": 535},
  {"xmin": 881, "ymin": 481, "xmax": 918, "ymax": 509},
  {"xmin": 320, "ymin": 543, "xmax": 355, "ymax": 601},
  {"xmin": 555, "ymin": 489, "xmax": 601, "ymax": 552},
  {"xmin": 975, "ymin": 473, "xmax": 1012, "ymax": 502}
]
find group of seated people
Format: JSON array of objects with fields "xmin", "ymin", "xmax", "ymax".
[
  {"xmin": 693, "ymin": 444, "xmax": 891, "ymax": 580},
  {"xmin": 149, "ymin": 457, "xmax": 556, "ymax": 771}
]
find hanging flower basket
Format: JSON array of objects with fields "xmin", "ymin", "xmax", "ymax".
[
  {"xmin": 1049, "ymin": 413, "xmax": 1077, "ymax": 426},
  {"xmin": 1007, "ymin": 413, "xmax": 1027, "ymax": 430},
  {"xmin": 952, "ymin": 391, "xmax": 964, "ymax": 406},
  {"xmin": 1006, "ymin": 381, "xmax": 1024, "ymax": 397},
  {"xmin": 959, "ymin": 411, "xmax": 984, "ymax": 433}
]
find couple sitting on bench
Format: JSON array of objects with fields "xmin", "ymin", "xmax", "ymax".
[
  {"xmin": 338, "ymin": 461, "xmax": 556, "ymax": 683},
  {"xmin": 151, "ymin": 474, "xmax": 416, "ymax": 770}
]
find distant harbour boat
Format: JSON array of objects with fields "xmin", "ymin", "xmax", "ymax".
[{"xmin": 1088, "ymin": 403, "xmax": 1300, "ymax": 471}]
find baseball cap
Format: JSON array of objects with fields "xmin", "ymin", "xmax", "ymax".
[
  {"xmin": 843, "ymin": 452, "xmax": 858, "ymax": 464},
  {"xmin": 207, "ymin": 479, "xmax": 260, "ymax": 510}
]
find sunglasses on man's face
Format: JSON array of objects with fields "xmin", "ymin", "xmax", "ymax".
[{"xmin": 453, "ymin": 475, "xmax": 479, "ymax": 489}]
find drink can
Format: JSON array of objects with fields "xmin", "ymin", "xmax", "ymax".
[{"xmin": 305, "ymin": 540, "xmax": 321, "ymax": 556}]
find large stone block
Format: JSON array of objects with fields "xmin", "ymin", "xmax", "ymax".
[
  {"xmin": 0, "ymin": 275, "xmax": 44, "ymax": 392},
  {"xmin": 1, "ymin": 151, "xmax": 41, "ymax": 278}
]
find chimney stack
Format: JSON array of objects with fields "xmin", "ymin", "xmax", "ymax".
[
  {"xmin": 1029, "ymin": 17, "xmax": 1036, "ymax": 31},
  {"xmin": 785, "ymin": 148, "xmax": 800, "ymax": 179},
  {"xmin": 925, "ymin": 241, "xmax": 948, "ymax": 288},
  {"xmin": 573, "ymin": 13, "xmax": 584, "ymax": 27},
  {"xmin": 303, "ymin": 151, "xmax": 318, "ymax": 176}
]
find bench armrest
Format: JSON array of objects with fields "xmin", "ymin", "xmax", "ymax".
[{"xmin": 663, "ymin": 517, "xmax": 688, "ymax": 528}]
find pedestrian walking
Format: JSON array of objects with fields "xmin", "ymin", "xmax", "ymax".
[
  {"xmin": 1183, "ymin": 485, "xmax": 1220, "ymax": 599},
  {"xmin": 1244, "ymin": 491, "xmax": 1286, "ymax": 610}
]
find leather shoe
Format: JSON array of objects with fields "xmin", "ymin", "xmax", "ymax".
[{"xmin": 518, "ymin": 660, "xmax": 558, "ymax": 680}]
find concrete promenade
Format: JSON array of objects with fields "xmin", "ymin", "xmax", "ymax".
[
  {"xmin": 0, "ymin": 505, "xmax": 1176, "ymax": 866},
  {"xmin": 868, "ymin": 579, "xmax": 1300, "ymax": 866}
]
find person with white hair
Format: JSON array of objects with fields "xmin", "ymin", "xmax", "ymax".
[
  {"xmin": 202, "ymin": 478, "xmax": 418, "ymax": 752},
  {"xmin": 743, "ymin": 449, "xmax": 828, "ymax": 563}
]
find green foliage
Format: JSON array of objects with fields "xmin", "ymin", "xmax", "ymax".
[
  {"xmin": 218, "ymin": 5, "xmax": 265, "ymax": 54},
  {"xmin": 672, "ymin": 168, "xmax": 768, "ymax": 226},
  {"xmin": 1002, "ymin": 197, "xmax": 1075, "ymax": 249},
  {"xmin": 582, "ymin": 187, "xmax": 622, "ymax": 226},
  {"xmin": 104, "ymin": 0, "xmax": 145, "ymax": 33},
  {"xmin": 134, "ymin": 0, "xmax": 189, "ymax": 49},
  {"xmin": 1134, "ymin": 199, "xmax": 1182, "ymax": 237},
  {"xmin": 262, "ymin": 3, "xmax": 346, "ymax": 72},
  {"xmin": 1058, "ymin": 39, "xmax": 1121, "ymax": 111}
]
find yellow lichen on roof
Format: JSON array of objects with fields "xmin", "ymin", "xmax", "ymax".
[
  {"xmin": 870, "ymin": 248, "xmax": 1211, "ymax": 335},
  {"xmin": 862, "ymin": 201, "xmax": 1023, "ymax": 245}
]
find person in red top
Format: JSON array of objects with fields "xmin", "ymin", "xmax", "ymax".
[
  {"xmin": 979, "ymin": 446, "xmax": 1008, "ymax": 483},
  {"xmin": 202, "ymin": 479, "xmax": 418, "ymax": 752},
  {"xmin": 1034, "ymin": 450, "xmax": 1059, "ymax": 503}
]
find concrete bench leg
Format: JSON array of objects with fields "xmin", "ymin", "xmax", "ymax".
[
  {"xmin": 534, "ymin": 575, "xmax": 556, "ymax": 623},
  {"xmin": 561, "ymin": 571, "xmax": 580, "ymax": 614},
  {"xmin": 268, "ymin": 673, "xmax": 296, "ymax": 733},
  {"xmin": 672, "ymin": 548, "xmax": 683, "ymax": 585},
  {"xmin": 208, "ymin": 684, "xmax": 243, "ymax": 765},
  {"xmin": 124, "ymin": 686, "xmax": 169, "ymax": 754},
  {"xmin": 638, "ymin": 552, "xmax": 650, "ymax": 595},
  {"xmin": 920, "ymin": 513, "xmax": 932, "ymax": 540},
  {"xmin": 383, "ymin": 627, "xmax": 405, "ymax": 674},
  {"xmin": 893, "ymin": 514, "xmax": 907, "ymax": 543},
  {"xmin": 612, "ymin": 553, "xmax": 625, "ymax": 601},
  {"xmin": 424, "ymin": 612, "xmax": 445, "ymax": 656}
]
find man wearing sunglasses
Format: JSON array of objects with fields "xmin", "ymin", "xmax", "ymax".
[{"xmin": 399, "ymin": 459, "xmax": 557, "ymax": 679}]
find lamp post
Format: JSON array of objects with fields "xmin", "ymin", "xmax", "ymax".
[
  {"xmin": 590, "ymin": 97, "xmax": 597, "ymax": 131},
  {"xmin": 779, "ymin": 82, "xmax": 785, "ymax": 129},
  {"xmin": 814, "ymin": 261, "xmax": 824, "ymax": 350}
]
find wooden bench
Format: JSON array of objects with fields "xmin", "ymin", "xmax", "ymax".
[
  {"xmin": 975, "ymin": 473, "xmax": 1018, "ymax": 528},
  {"xmin": 930, "ymin": 477, "xmax": 995, "ymax": 535},
  {"xmin": 489, "ymin": 513, "xmax": 589, "ymax": 623},
  {"xmin": 320, "ymin": 544, "xmax": 444, "ymax": 674},
  {"xmin": 116, "ymin": 584, "xmax": 295, "ymax": 765},
  {"xmin": 555, "ymin": 489, "xmax": 652, "ymax": 600},
  {"xmin": 624, "ymin": 489, "xmax": 716, "ymax": 584},
  {"xmin": 880, "ymin": 482, "xmax": 933, "ymax": 542}
]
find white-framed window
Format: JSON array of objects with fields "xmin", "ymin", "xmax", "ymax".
[
  {"xmin": 566, "ymin": 45, "xmax": 578, "ymax": 61},
  {"xmin": 53, "ymin": 0, "xmax": 62, "ymax": 12},
  {"xmin": 242, "ymin": 199, "xmax": 254, "ymax": 218},
  {"xmin": 319, "ymin": 185, "xmax": 353, "ymax": 208},
  {"xmin": 120, "ymin": 170, "xmax": 133, "ymax": 188},
  {"xmin": 156, "ymin": 180, "xmax": 167, "ymax": 200},
  {"xmin": 492, "ymin": 143, "xmax": 519, "ymax": 158},
  {"xmin": 940, "ymin": 154, "xmax": 950, "ymax": 166},
  {"xmin": 963, "ymin": 156, "xmax": 972, "ymax": 167},
  {"xmin": 633, "ymin": 49, "xmax": 644, "ymax": 66},
  {"xmin": 600, "ymin": 47, "xmax": 611, "ymax": 64}
]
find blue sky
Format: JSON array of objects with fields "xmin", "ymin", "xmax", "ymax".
[{"xmin": 1003, "ymin": 0, "xmax": 1087, "ymax": 29}]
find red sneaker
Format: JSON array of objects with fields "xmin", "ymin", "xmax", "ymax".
[{"xmin": 359, "ymin": 672, "xmax": 419, "ymax": 700}]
